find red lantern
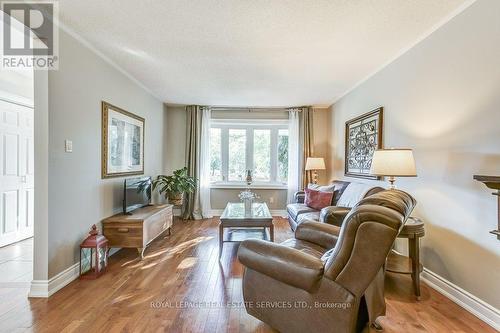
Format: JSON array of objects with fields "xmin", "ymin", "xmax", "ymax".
[{"xmin": 79, "ymin": 224, "xmax": 108, "ymax": 279}]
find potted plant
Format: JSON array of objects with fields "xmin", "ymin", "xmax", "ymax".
[{"xmin": 143, "ymin": 167, "xmax": 196, "ymax": 206}]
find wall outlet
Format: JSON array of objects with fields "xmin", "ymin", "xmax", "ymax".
[
  {"xmin": 269, "ymin": 197, "xmax": 274, "ymax": 204},
  {"xmin": 65, "ymin": 140, "xmax": 73, "ymax": 153}
]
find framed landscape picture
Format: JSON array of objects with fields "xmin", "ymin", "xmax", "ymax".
[
  {"xmin": 344, "ymin": 107, "xmax": 383, "ymax": 179},
  {"xmin": 101, "ymin": 101, "xmax": 145, "ymax": 178}
]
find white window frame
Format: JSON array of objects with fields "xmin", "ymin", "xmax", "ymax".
[{"xmin": 210, "ymin": 119, "xmax": 288, "ymax": 189}]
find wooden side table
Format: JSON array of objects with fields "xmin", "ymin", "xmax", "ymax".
[{"xmin": 386, "ymin": 217, "xmax": 425, "ymax": 298}]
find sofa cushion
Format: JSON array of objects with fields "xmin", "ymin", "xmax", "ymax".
[
  {"xmin": 337, "ymin": 183, "xmax": 377, "ymax": 208},
  {"xmin": 286, "ymin": 203, "xmax": 316, "ymax": 221},
  {"xmin": 280, "ymin": 238, "xmax": 327, "ymax": 259},
  {"xmin": 296, "ymin": 211, "xmax": 320, "ymax": 225},
  {"xmin": 304, "ymin": 188, "xmax": 334, "ymax": 210},
  {"xmin": 330, "ymin": 181, "xmax": 351, "ymax": 205}
]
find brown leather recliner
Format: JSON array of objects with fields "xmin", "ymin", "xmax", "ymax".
[{"xmin": 238, "ymin": 190, "xmax": 416, "ymax": 333}]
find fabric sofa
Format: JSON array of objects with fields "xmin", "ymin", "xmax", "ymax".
[
  {"xmin": 238, "ymin": 189, "xmax": 417, "ymax": 333},
  {"xmin": 287, "ymin": 180, "xmax": 384, "ymax": 231}
]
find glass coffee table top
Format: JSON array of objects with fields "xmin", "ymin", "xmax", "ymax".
[
  {"xmin": 219, "ymin": 202, "xmax": 274, "ymax": 258},
  {"xmin": 220, "ymin": 202, "xmax": 272, "ymax": 220}
]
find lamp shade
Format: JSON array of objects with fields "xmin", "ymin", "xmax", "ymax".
[
  {"xmin": 305, "ymin": 157, "xmax": 326, "ymax": 171},
  {"xmin": 370, "ymin": 149, "xmax": 417, "ymax": 177}
]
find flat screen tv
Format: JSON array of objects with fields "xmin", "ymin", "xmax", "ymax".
[{"xmin": 123, "ymin": 176, "xmax": 151, "ymax": 214}]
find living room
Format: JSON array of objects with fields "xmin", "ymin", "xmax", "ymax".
[{"xmin": 0, "ymin": 0, "xmax": 498, "ymax": 332}]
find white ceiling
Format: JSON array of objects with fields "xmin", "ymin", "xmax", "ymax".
[{"xmin": 58, "ymin": 0, "xmax": 471, "ymax": 107}]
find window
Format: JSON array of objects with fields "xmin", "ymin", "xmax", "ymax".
[
  {"xmin": 209, "ymin": 128, "xmax": 222, "ymax": 182},
  {"xmin": 228, "ymin": 129, "xmax": 246, "ymax": 181},
  {"xmin": 210, "ymin": 120, "xmax": 289, "ymax": 186},
  {"xmin": 253, "ymin": 129, "xmax": 271, "ymax": 181},
  {"xmin": 277, "ymin": 129, "xmax": 289, "ymax": 183}
]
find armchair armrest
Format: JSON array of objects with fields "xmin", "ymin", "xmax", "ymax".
[
  {"xmin": 295, "ymin": 220, "xmax": 340, "ymax": 249},
  {"xmin": 238, "ymin": 239, "xmax": 324, "ymax": 292},
  {"xmin": 320, "ymin": 206, "xmax": 351, "ymax": 227},
  {"xmin": 294, "ymin": 191, "xmax": 305, "ymax": 203}
]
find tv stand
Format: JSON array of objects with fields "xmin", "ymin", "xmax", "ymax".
[{"xmin": 102, "ymin": 204, "xmax": 173, "ymax": 259}]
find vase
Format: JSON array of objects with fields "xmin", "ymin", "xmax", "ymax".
[
  {"xmin": 168, "ymin": 192, "xmax": 184, "ymax": 206},
  {"xmin": 244, "ymin": 198, "xmax": 252, "ymax": 216},
  {"xmin": 246, "ymin": 170, "xmax": 253, "ymax": 186}
]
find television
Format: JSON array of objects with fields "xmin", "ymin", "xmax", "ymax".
[{"xmin": 123, "ymin": 176, "xmax": 152, "ymax": 214}]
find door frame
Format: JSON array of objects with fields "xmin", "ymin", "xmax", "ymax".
[{"xmin": 29, "ymin": 69, "xmax": 49, "ymax": 296}]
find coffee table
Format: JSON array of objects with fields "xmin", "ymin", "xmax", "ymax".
[{"xmin": 219, "ymin": 202, "xmax": 274, "ymax": 258}]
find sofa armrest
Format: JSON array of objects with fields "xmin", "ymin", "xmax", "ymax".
[
  {"xmin": 238, "ymin": 239, "xmax": 324, "ymax": 292},
  {"xmin": 295, "ymin": 220, "xmax": 340, "ymax": 249},
  {"xmin": 320, "ymin": 206, "xmax": 351, "ymax": 227},
  {"xmin": 294, "ymin": 191, "xmax": 305, "ymax": 203}
]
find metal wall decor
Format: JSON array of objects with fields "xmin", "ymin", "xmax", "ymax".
[{"xmin": 344, "ymin": 107, "xmax": 383, "ymax": 179}]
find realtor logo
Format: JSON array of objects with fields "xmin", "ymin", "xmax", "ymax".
[{"xmin": 1, "ymin": 0, "xmax": 59, "ymax": 69}]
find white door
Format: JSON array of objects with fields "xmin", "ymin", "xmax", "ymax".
[{"xmin": 0, "ymin": 99, "xmax": 34, "ymax": 247}]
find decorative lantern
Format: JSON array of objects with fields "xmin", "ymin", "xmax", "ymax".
[{"xmin": 79, "ymin": 224, "xmax": 108, "ymax": 279}]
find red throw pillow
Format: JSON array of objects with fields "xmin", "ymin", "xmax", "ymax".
[{"xmin": 304, "ymin": 188, "xmax": 334, "ymax": 210}]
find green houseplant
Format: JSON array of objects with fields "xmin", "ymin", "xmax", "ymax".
[{"xmin": 142, "ymin": 167, "xmax": 197, "ymax": 206}]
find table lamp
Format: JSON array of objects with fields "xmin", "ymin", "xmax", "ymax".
[
  {"xmin": 305, "ymin": 157, "xmax": 326, "ymax": 184},
  {"xmin": 370, "ymin": 149, "xmax": 416, "ymax": 189}
]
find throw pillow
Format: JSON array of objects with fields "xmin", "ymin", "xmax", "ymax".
[
  {"xmin": 308, "ymin": 183, "xmax": 336, "ymax": 192},
  {"xmin": 307, "ymin": 183, "xmax": 337, "ymax": 205},
  {"xmin": 304, "ymin": 188, "xmax": 334, "ymax": 210}
]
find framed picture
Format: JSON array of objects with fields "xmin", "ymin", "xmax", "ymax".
[
  {"xmin": 101, "ymin": 101, "xmax": 145, "ymax": 178},
  {"xmin": 344, "ymin": 107, "xmax": 383, "ymax": 179}
]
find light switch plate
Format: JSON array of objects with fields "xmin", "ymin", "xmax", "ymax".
[{"xmin": 65, "ymin": 140, "xmax": 73, "ymax": 153}]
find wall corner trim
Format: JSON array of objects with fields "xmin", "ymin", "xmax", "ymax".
[
  {"xmin": 421, "ymin": 268, "xmax": 500, "ymax": 331},
  {"xmin": 28, "ymin": 262, "xmax": 79, "ymax": 298}
]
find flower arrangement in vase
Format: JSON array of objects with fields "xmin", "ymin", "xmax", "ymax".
[{"xmin": 239, "ymin": 189, "xmax": 259, "ymax": 216}]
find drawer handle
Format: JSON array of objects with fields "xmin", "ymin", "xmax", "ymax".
[{"xmin": 117, "ymin": 228, "xmax": 129, "ymax": 233}]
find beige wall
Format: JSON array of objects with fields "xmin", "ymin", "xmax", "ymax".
[
  {"xmin": 166, "ymin": 106, "xmax": 330, "ymax": 210},
  {"xmin": 210, "ymin": 188, "xmax": 287, "ymax": 211},
  {"xmin": 165, "ymin": 105, "xmax": 187, "ymax": 174},
  {"xmin": 328, "ymin": 0, "xmax": 500, "ymax": 308},
  {"xmin": 312, "ymin": 108, "xmax": 331, "ymax": 185},
  {"xmin": 47, "ymin": 30, "xmax": 167, "ymax": 278}
]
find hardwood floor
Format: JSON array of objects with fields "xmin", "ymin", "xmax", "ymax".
[
  {"xmin": 0, "ymin": 238, "xmax": 33, "ymax": 287},
  {"xmin": 0, "ymin": 217, "xmax": 495, "ymax": 333}
]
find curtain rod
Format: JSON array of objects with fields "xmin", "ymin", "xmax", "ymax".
[{"xmin": 210, "ymin": 106, "xmax": 310, "ymax": 112}]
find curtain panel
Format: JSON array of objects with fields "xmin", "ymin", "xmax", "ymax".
[
  {"xmin": 287, "ymin": 110, "xmax": 300, "ymax": 203},
  {"xmin": 300, "ymin": 107, "xmax": 314, "ymax": 189},
  {"xmin": 183, "ymin": 105, "xmax": 212, "ymax": 220}
]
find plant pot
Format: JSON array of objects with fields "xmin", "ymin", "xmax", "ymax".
[{"xmin": 168, "ymin": 192, "xmax": 184, "ymax": 206}]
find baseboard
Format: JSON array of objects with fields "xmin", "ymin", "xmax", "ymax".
[
  {"xmin": 421, "ymin": 268, "xmax": 500, "ymax": 331},
  {"xmin": 210, "ymin": 209, "xmax": 287, "ymax": 217},
  {"xmin": 28, "ymin": 248, "xmax": 121, "ymax": 298},
  {"xmin": 29, "ymin": 262, "xmax": 79, "ymax": 298}
]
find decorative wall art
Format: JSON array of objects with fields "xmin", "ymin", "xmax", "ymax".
[
  {"xmin": 344, "ymin": 107, "xmax": 383, "ymax": 179},
  {"xmin": 101, "ymin": 101, "xmax": 144, "ymax": 178}
]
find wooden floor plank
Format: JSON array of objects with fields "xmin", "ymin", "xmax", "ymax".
[{"xmin": 0, "ymin": 216, "xmax": 495, "ymax": 333}]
